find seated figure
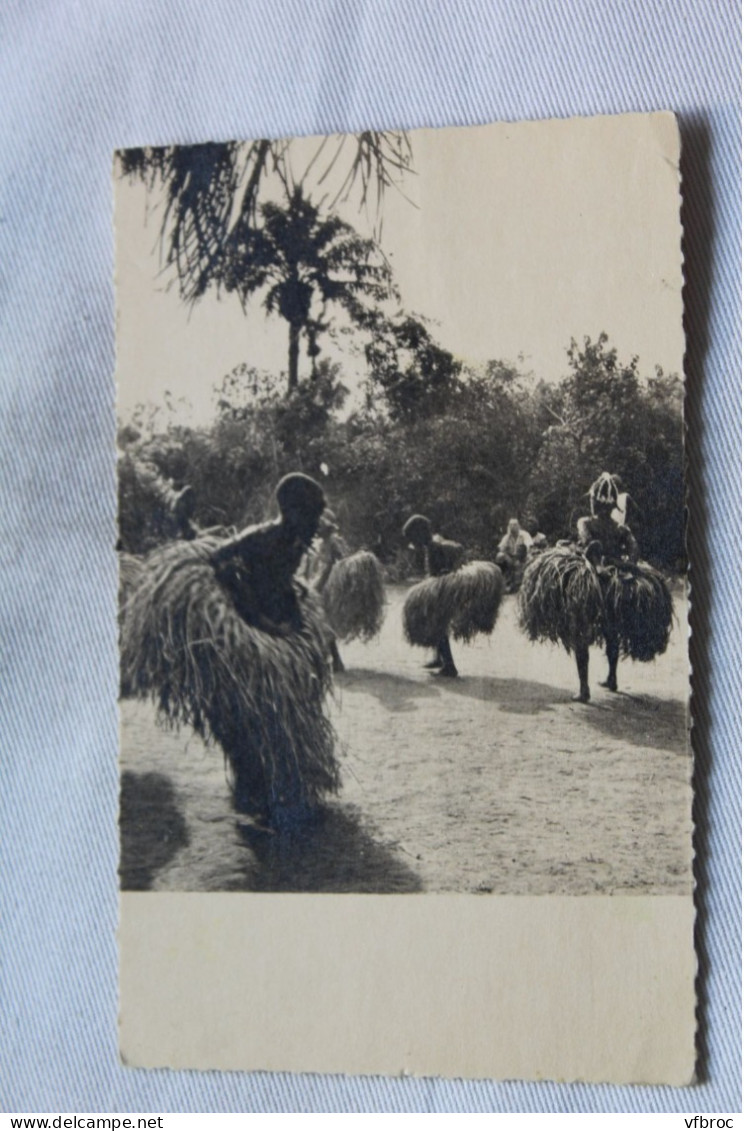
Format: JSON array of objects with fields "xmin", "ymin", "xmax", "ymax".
[{"xmin": 496, "ymin": 517, "xmax": 532, "ymax": 591}]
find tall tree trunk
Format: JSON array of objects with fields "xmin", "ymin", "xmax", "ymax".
[{"xmin": 288, "ymin": 322, "xmax": 300, "ymax": 393}]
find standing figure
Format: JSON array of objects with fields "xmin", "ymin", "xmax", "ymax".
[
  {"xmin": 120, "ymin": 473, "xmax": 340, "ymax": 825},
  {"xmin": 523, "ymin": 516, "xmax": 549, "ymax": 562},
  {"xmin": 574, "ymin": 473, "xmax": 639, "ymax": 696},
  {"xmin": 519, "ymin": 472, "xmax": 673, "ymax": 702},
  {"xmin": 305, "ymin": 511, "xmax": 349, "ymax": 671},
  {"xmin": 571, "ymin": 472, "xmax": 640, "ymax": 699},
  {"xmin": 307, "ymin": 511, "xmax": 350, "ymax": 591}
]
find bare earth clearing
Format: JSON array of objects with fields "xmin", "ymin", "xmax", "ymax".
[{"xmin": 120, "ymin": 583, "xmax": 692, "ymax": 895}]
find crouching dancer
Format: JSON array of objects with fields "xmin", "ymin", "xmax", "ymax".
[
  {"xmin": 402, "ymin": 514, "xmax": 504, "ymax": 678},
  {"xmin": 402, "ymin": 515, "xmax": 464, "ymax": 676}
]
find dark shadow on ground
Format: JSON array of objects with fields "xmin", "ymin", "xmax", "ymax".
[
  {"xmin": 580, "ymin": 691, "xmax": 688, "ymax": 755},
  {"xmin": 119, "ymin": 771, "xmax": 190, "ymax": 890},
  {"xmin": 236, "ymin": 802, "xmax": 423, "ymax": 893},
  {"xmin": 440, "ymin": 673, "xmax": 565, "ymax": 715},
  {"xmin": 334, "ymin": 667, "xmax": 440, "ymax": 712}
]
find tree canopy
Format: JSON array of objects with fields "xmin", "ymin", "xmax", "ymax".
[
  {"xmin": 116, "ymin": 133, "xmax": 412, "ymax": 301},
  {"xmin": 527, "ymin": 335, "xmax": 685, "ymax": 561},
  {"xmin": 116, "ymin": 137, "xmax": 684, "ymax": 574},
  {"xmin": 118, "ymin": 335, "xmax": 685, "ymax": 573},
  {"xmin": 117, "ymin": 135, "xmax": 410, "ymax": 394},
  {"xmin": 222, "ymin": 188, "xmax": 397, "ymax": 390}
]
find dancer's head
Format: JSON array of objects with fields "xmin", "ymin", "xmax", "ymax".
[
  {"xmin": 403, "ymin": 514, "xmax": 433, "ymax": 548},
  {"xmin": 276, "ymin": 473, "xmax": 326, "ymax": 543}
]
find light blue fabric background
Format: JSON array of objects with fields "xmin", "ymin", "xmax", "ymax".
[{"xmin": 1, "ymin": 0, "xmax": 740, "ymax": 1113}]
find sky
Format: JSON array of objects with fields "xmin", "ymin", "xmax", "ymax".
[{"xmin": 115, "ymin": 113, "xmax": 686, "ymax": 426}]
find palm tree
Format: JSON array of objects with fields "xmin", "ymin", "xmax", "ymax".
[
  {"xmin": 116, "ymin": 133, "xmax": 413, "ymax": 308},
  {"xmin": 222, "ymin": 188, "xmax": 398, "ymax": 392}
]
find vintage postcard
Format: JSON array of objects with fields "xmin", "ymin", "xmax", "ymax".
[{"xmin": 116, "ymin": 113, "xmax": 694, "ymax": 1082}]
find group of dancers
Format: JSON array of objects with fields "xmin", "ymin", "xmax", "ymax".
[{"xmin": 119, "ymin": 467, "xmax": 674, "ymax": 825}]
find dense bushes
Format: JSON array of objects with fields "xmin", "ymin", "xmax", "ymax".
[{"xmin": 118, "ymin": 337, "xmax": 686, "ymax": 571}]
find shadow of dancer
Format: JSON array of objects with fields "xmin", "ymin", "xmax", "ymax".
[
  {"xmin": 119, "ymin": 771, "xmax": 189, "ymax": 890},
  {"xmin": 237, "ymin": 802, "xmax": 423, "ymax": 893}
]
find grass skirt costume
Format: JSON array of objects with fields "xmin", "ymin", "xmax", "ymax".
[
  {"xmin": 403, "ymin": 561, "xmax": 505, "ymax": 651},
  {"xmin": 518, "ymin": 546, "xmax": 673, "ymax": 682},
  {"xmin": 118, "ymin": 552, "xmax": 145, "ymax": 624},
  {"xmin": 119, "ymin": 533, "xmax": 339, "ymax": 819},
  {"xmin": 321, "ymin": 550, "xmax": 386, "ymax": 644}
]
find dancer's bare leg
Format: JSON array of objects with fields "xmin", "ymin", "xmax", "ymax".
[
  {"xmin": 573, "ymin": 642, "xmax": 590, "ymax": 702},
  {"xmin": 600, "ymin": 635, "xmax": 619, "ymax": 691},
  {"xmin": 434, "ymin": 635, "xmax": 458, "ymax": 678}
]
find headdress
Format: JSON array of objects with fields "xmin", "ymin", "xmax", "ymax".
[{"xmin": 588, "ymin": 472, "xmax": 621, "ymax": 515}]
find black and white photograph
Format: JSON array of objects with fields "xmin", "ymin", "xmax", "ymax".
[
  {"xmin": 117, "ymin": 116, "xmax": 691, "ymax": 900},
  {"xmin": 116, "ymin": 114, "xmax": 696, "ymax": 1082},
  {"xmin": 4, "ymin": 0, "xmax": 739, "ymax": 1111}
]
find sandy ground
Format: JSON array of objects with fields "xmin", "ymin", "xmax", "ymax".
[{"xmin": 120, "ymin": 583, "xmax": 692, "ymax": 895}]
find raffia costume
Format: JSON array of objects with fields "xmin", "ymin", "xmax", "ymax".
[
  {"xmin": 308, "ymin": 513, "xmax": 386, "ymax": 672},
  {"xmin": 402, "ymin": 514, "xmax": 504, "ymax": 678},
  {"xmin": 120, "ymin": 474, "xmax": 340, "ymax": 824},
  {"xmin": 519, "ymin": 473, "xmax": 673, "ymax": 701}
]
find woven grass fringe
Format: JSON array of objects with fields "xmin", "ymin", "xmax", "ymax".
[
  {"xmin": 119, "ymin": 537, "xmax": 339, "ymax": 813},
  {"xmin": 403, "ymin": 561, "xmax": 504, "ymax": 648},
  {"xmin": 119, "ymin": 553, "xmax": 144, "ymax": 617},
  {"xmin": 322, "ymin": 551, "xmax": 386, "ymax": 643},
  {"xmin": 518, "ymin": 547, "xmax": 673, "ymax": 661},
  {"xmin": 600, "ymin": 561, "xmax": 673, "ymax": 660},
  {"xmin": 518, "ymin": 547, "xmax": 605, "ymax": 651}
]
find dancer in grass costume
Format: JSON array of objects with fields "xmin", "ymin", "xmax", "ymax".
[
  {"xmin": 121, "ymin": 473, "xmax": 339, "ymax": 825},
  {"xmin": 402, "ymin": 515, "xmax": 504, "ymax": 679},
  {"xmin": 519, "ymin": 472, "xmax": 673, "ymax": 702}
]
